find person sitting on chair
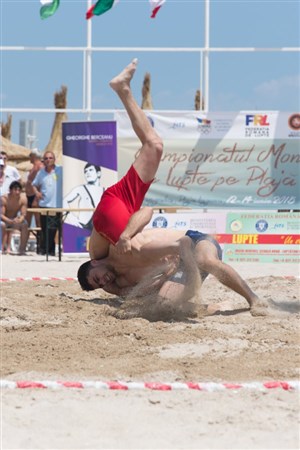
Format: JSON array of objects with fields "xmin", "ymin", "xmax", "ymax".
[{"xmin": 1, "ymin": 181, "xmax": 28, "ymax": 255}]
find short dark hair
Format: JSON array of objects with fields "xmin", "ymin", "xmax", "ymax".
[
  {"xmin": 77, "ymin": 260, "xmax": 94, "ymax": 291},
  {"xmin": 9, "ymin": 181, "xmax": 22, "ymax": 191},
  {"xmin": 84, "ymin": 163, "xmax": 101, "ymax": 173}
]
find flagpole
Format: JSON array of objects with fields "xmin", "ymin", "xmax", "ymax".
[
  {"xmin": 203, "ymin": 0, "xmax": 210, "ymax": 111},
  {"xmin": 86, "ymin": 0, "xmax": 92, "ymax": 119}
]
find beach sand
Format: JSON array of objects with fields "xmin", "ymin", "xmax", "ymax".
[{"xmin": 1, "ymin": 253, "xmax": 300, "ymax": 449}]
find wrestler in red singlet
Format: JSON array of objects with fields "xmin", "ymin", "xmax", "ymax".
[{"xmin": 92, "ymin": 165, "xmax": 153, "ymax": 245}]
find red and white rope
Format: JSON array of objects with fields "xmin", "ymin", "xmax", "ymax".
[
  {"xmin": 1, "ymin": 380, "xmax": 299, "ymax": 391},
  {"xmin": 0, "ymin": 276, "xmax": 298, "ymax": 283},
  {"xmin": 0, "ymin": 277, "xmax": 77, "ymax": 282}
]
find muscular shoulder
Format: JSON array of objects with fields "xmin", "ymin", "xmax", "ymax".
[
  {"xmin": 1, "ymin": 195, "xmax": 8, "ymax": 205},
  {"xmin": 20, "ymin": 193, "xmax": 28, "ymax": 205}
]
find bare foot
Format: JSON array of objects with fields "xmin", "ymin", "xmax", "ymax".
[
  {"xmin": 250, "ymin": 298, "xmax": 270, "ymax": 317},
  {"xmin": 109, "ymin": 58, "xmax": 138, "ymax": 93}
]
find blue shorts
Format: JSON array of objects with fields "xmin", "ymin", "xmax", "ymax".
[
  {"xmin": 170, "ymin": 229, "xmax": 222, "ymax": 283},
  {"xmin": 185, "ymin": 230, "xmax": 222, "ymax": 261}
]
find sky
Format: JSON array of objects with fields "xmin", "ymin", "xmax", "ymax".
[{"xmin": 1, "ymin": 0, "xmax": 300, "ymax": 150}]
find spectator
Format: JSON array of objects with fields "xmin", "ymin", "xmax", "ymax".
[
  {"xmin": 32, "ymin": 151, "xmax": 62, "ymax": 256},
  {"xmin": 1, "ymin": 180, "xmax": 28, "ymax": 255},
  {"xmin": 0, "ymin": 157, "xmax": 4, "ymax": 194},
  {"xmin": 0, "ymin": 157, "xmax": 5, "ymax": 245},
  {"xmin": 0, "ymin": 151, "xmax": 21, "ymax": 195},
  {"xmin": 63, "ymin": 163, "xmax": 105, "ymax": 230},
  {"xmin": 25, "ymin": 148, "xmax": 44, "ymax": 228}
]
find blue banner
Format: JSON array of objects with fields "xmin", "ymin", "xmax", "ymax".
[{"xmin": 62, "ymin": 121, "xmax": 117, "ymax": 253}]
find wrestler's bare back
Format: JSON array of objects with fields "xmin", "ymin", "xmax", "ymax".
[{"xmin": 107, "ymin": 228, "xmax": 185, "ymax": 287}]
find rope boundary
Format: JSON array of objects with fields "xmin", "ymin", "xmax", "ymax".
[
  {"xmin": 0, "ymin": 276, "xmax": 299, "ymax": 283},
  {"xmin": 0, "ymin": 277, "xmax": 77, "ymax": 282},
  {"xmin": 1, "ymin": 380, "xmax": 299, "ymax": 391}
]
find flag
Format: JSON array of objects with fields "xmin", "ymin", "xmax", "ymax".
[
  {"xmin": 150, "ymin": 0, "xmax": 165, "ymax": 18},
  {"xmin": 86, "ymin": 0, "xmax": 119, "ymax": 20},
  {"xmin": 40, "ymin": 0, "xmax": 60, "ymax": 19}
]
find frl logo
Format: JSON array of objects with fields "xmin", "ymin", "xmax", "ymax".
[
  {"xmin": 245, "ymin": 115, "xmax": 269, "ymax": 126},
  {"xmin": 197, "ymin": 118, "xmax": 211, "ymax": 125}
]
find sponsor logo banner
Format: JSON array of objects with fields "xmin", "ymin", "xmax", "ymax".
[
  {"xmin": 147, "ymin": 212, "xmax": 227, "ymax": 234},
  {"xmin": 223, "ymin": 244, "xmax": 299, "ymax": 264},
  {"xmin": 147, "ymin": 211, "xmax": 299, "ymax": 263},
  {"xmin": 223, "ymin": 212, "xmax": 300, "ymax": 263}
]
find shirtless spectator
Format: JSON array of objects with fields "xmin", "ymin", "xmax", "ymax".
[
  {"xmin": 0, "ymin": 151, "xmax": 21, "ymax": 196},
  {"xmin": 25, "ymin": 148, "xmax": 44, "ymax": 228},
  {"xmin": 0, "ymin": 157, "xmax": 5, "ymax": 195},
  {"xmin": 1, "ymin": 181, "xmax": 28, "ymax": 255}
]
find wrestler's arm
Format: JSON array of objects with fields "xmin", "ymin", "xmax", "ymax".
[
  {"xmin": 158, "ymin": 237, "xmax": 202, "ymax": 304},
  {"xmin": 89, "ymin": 228, "xmax": 110, "ymax": 260},
  {"xmin": 132, "ymin": 238, "xmax": 181, "ymax": 262},
  {"xmin": 125, "ymin": 238, "xmax": 200, "ymax": 303},
  {"xmin": 115, "ymin": 206, "xmax": 153, "ymax": 254}
]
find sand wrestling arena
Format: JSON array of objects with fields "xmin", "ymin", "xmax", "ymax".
[{"xmin": 1, "ymin": 251, "xmax": 299, "ymax": 449}]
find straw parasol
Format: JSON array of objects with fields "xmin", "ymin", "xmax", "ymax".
[
  {"xmin": 43, "ymin": 85, "xmax": 68, "ymax": 165},
  {"xmin": 195, "ymin": 89, "xmax": 205, "ymax": 110},
  {"xmin": 141, "ymin": 73, "xmax": 153, "ymax": 110},
  {"xmin": 1, "ymin": 114, "xmax": 12, "ymax": 141}
]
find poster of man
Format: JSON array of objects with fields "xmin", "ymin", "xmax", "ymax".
[
  {"xmin": 63, "ymin": 163, "xmax": 105, "ymax": 230},
  {"xmin": 62, "ymin": 121, "xmax": 117, "ymax": 253}
]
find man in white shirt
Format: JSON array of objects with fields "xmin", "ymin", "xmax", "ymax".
[{"xmin": 0, "ymin": 151, "xmax": 21, "ymax": 196}]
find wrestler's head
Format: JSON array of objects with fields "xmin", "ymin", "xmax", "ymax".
[
  {"xmin": 77, "ymin": 259, "xmax": 116, "ymax": 291},
  {"xmin": 84, "ymin": 163, "xmax": 101, "ymax": 185}
]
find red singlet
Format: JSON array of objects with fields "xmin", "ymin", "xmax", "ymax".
[{"xmin": 93, "ymin": 165, "xmax": 152, "ymax": 244}]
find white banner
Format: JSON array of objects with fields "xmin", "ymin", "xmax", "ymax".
[{"xmin": 116, "ymin": 111, "xmax": 300, "ymax": 209}]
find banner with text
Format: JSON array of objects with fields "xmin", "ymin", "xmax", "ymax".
[
  {"xmin": 145, "ymin": 211, "xmax": 299, "ymax": 264},
  {"xmin": 116, "ymin": 111, "xmax": 300, "ymax": 209},
  {"xmin": 221, "ymin": 212, "xmax": 300, "ymax": 263},
  {"xmin": 62, "ymin": 121, "xmax": 117, "ymax": 253}
]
